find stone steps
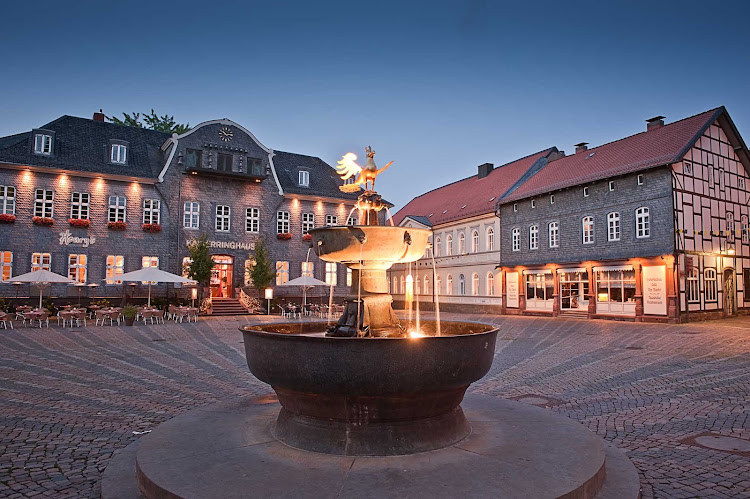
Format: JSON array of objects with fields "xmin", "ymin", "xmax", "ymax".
[{"xmin": 211, "ymin": 298, "xmax": 249, "ymax": 316}]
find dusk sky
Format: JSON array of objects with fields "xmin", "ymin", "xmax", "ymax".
[{"xmin": 2, "ymin": 0, "xmax": 749, "ymax": 210}]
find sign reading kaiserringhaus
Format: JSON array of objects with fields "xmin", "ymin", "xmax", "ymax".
[
  {"xmin": 642, "ymin": 265, "xmax": 667, "ymax": 316},
  {"xmin": 185, "ymin": 239, "xmax": 254, "ymax": 251}
]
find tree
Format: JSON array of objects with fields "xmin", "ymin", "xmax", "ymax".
[
  {"xmin": 250, "ymin": 239, "xmax": 275, "ymax": 293},
  {"xmin": 106, "ymin": 109, "xmax": 190, "ymax": 134},
  {"xmin": 186, "ymin": 234, "xmax": 214, "ymax": 301}
]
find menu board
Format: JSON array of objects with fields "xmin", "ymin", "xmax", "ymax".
[
  {"xmin": 506, "ymin": 272, "xmax": 519, "ymax": 308},
  {"xmin": 643, "ymin": 265, "xmax": 667, "ymax": 316}
]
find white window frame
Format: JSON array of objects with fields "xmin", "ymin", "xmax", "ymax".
[
  {"xmin": 512, "ymin": 228, "xmax": 520, "ymax": 251},
  {"xmin": 142, "ymin": 199, "xmax": 160, "ymax": 225},
  {"xmin": 446, "ymin": 275, "xmax": 453, "ymax": 295},
  {"xmin": 31, "ymin": 253, "xmax": 51, "ymax": 272},
  {"xmin": 458, "ymin": 233, "xmax": 465, "ymax": 254},
  {"xmin": 68, "ymin": 254, "xmax": 87, "ymax": 283},
  {"xmin": 513, "ymin": 203, "xmax": 518, "ymax": 212},
  {"xmin": 530, "ymin": 200, "xmax": 535, "ymax": 209},
  {"xmin": 246, "ymin": 207, "xmax": 259, "ymax": 233},
  {"xmin": 704, "ymin": 268, "xmax": 718, "ymax": 302},
  {"xmin": 607, "ymin": 212, "xmax": 620, "ymax": 241},
  {"xmin": 325, "ymin": 215, "xmax": 338, "ymax": 226},
  {"xmin": 608, "ymin": 181, "xmax": 615, "ymax": 191},
  {"xmin": 435, "ymin": 237, "xmax": 441, "ymax": 257},
  {"xmin": 215, "ymin": 205, "xmax": 231, "ymax": 232},
  {"xmin": 486, "ymin": 227, "xmax": 494, "ymax": 251},
  {"xmin": 70, "ymin": 192, "xmax": 90, "ymax": 220},
  {"xmin": 582, "ymin": 216, "xmax": 594, "ymax": 244},
  {"xmin": 301, "ymin": 261, "xmax": 314, "ymax": 278},
  {"xmin": 550, "ymin": 194, "xmax": 555, "ymax": 205},
  {"xmin": 529, "ymin": 225, "xmax": 539, "ymax": 250},
  {"xmin": 184, "ymin": 202, "xmax": 199, "ymax": 229},
  {"xmin": 277, "ymin": 211, "xmax": 290, "ymax": 234},
  {"xmin": 347, "ymin": 268, "xmax": 353, "ymax": 287},
  {"xmin": 0, "ymin": 186, "xmax": 16, "ymax": 215},
  {"xmin": 276, "ymin": 261, "xmax": 289, "ymax": 285},
  {"xmin": 583, "ymin": 186, "xmax": 589, "ymax": 197},
  {"xmin": 108, "ymin": 195, "xmax": 126, "ymax": 223},
  {"xmin": 302, "ymin": 212, "xmax": 315, "ymax": 233},
  {"xmin": 298, "ymin": 170, "xmax": 310, "ymax": 187},
  {"xmin": 34, "ymin": 134, "xmax": 53, "ymax": 155},
  {"xmin": 548, "ymin": 222, "xmax": 559, "ymax": 248},
  {"xmin": 686, "ymin": 267, "xmax": 699, "ymax": 304},
  {"xmin": 111, "ymin": 144, "xmax": 127, "ymax": 164},
  {"xmin": 35, "ymin": 189, "xmax": 54, "ymax": 218},
  {"xmin": 458, "ymin": 274, "xmax": 466, "ymax": 295},
  {"xmin": 635, "ymin": 207, "xmax": 650, "ymax": 239},
  {"xmin": 446, "ymin": 235, "xmax": 453, "ymax": 255},
  {"xmin": 471, "ymin": 273, "xmax": 479, "ymax": 296},
  {"xmin": 142, "ymin": 256, "xmax": 159, "ymax": 268},
  {"xmin": 325, "ymin": 262, "xmax": 337, "ymax": 285},
  {"xmin": 0, "ymin": 251, "xmax": 13, "ymax": 281},
  {"xmin": 487, "ymin": 272, "xmax": 495, "ymax": 295},
  {"xmin": 637, "ymin": 174, "xmax": 644, "ymax": 186},
  {"xmin": 471, "ymin": 230, "xmax": 479, "ymax": 253}
]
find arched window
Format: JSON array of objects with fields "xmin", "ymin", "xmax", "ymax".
[
  {"xmin": 704, "ymin": 268, "xmax": 717, "ymax": 302},
  {"xmin": 471, "ymin": 230, "xmax": 479, "ymax": 253},
  {"xmin": 635, "ymin": 207, "xmax": 650, "ymax": 238},
  {"xmin": 415, "ymin": 276, "xmax": 421, "ymax": 295},
  {"xmin": 458, "ymin": 274, "xmax": 466, "ymax": 295},
  {"xmin": 727, "ymin": 212, "xmax": 735, "ymax": 241},
  {"xmin": 487, "ymin": 272, "xmax": 495, "ymax": 295},
  {"xmin": 424, "ymin": 274, "xmax": 430, "ymax": 295},
  {"xmin": 486, "ymin": 227, "xmax": 495, "ymax": 251},
  {"xmin": 446, "ymin": 235, "xmax": 453, "ymax": 256},
  {"xmin": 446, "ymin": 274, "xmax": 453, "ymax": 295},
  {"xmin": 607, "ymin": 212, "xmax": 620, "ymax": 241},
  {"xmin": 548, "ymin": 222, "xmax": 559, "ymax": 248},
  {"xmin": 400, "ymin": 275, "xmax": 405, "ymax": 294},
  {"xmin": 529, "ymin": 224, "xmax": 539, "ymax": 249},
  {"xmin": 458, "ymin": 233, "xmax": 466, "ymax": 254},
  {"xmin": 512, "ymin": 228, "xmax": 520, "ymax": 251},
  {"xmin": 472, "ymin": 273, "xmax": 479, "ymax": 295},
  {"xmin": 582, "ymin": 216, "xmax": 594, "ymax": 244},
  {"xmin": 436, "ymin": 275, "xmax": 442, "ymax": 295},
  {"xmin": 435, "ymin": 237, "xmax": 441, "ymax": 257}
]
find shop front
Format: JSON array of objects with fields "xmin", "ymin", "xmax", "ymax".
[
  {"xmin": 524, "ymin": 270, "xmax": 554, "ymax": 311},
  {"xmin": 594, "ymin": 265, "xmax": 637, "ymax": 316},
  {"xmin": 558, "ymin": 268, "xmax": 589, "ymax": 312}
]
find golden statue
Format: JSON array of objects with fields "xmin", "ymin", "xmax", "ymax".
[{"xmin": 336, "ymin": 146, "xmax": 394, "ymax": 193}]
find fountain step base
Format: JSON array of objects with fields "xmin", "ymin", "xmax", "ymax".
[{"xmin": 103, "ymin": 395, "xmax": 641, "ymax": 499}]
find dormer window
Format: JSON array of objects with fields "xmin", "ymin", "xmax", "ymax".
[
  {"xmin": 111, "ymin": 143, "xmax": 128, "ymax": 164},
  {"xmin": 34, "ymin": 134, "xmax": 53, "ymax": 155},
  {"xmin": 298, "ymin": 170, "xmax": 310, "ymax": 187}
]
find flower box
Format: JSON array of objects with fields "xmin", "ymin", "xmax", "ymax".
[
  {"xmin": 69, "ymin": 218, "xmax": 91, "ymax": 228},
  {"xmin": 277, "ymin": 232, "xmax": 292, "ymax": 240},
  {"xmin": 32, "ymin": 216, "xmax": 54, "ymax": 226},
  {"xmin": 0, "ymin": 214, "xmax": 15, "ymax": 224},
  {"xmin": 302, "ymin": 233, "xmax": 312, "ymax": 241},
  {"xmin": 142, "ymin": 223, "xmax": 162, "ymax": 233},
  {"xmin": 107, "ymin": 221, "xmax": 127, "ymax": 230}
]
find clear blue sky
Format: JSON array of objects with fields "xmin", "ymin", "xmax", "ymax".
[{"xmin": 2, "ymin": 0, "xmax": 749, "ymax": 210}]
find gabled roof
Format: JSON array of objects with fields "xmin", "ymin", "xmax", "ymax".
[
  {"xmin": 399, "ymin": 215, "xmax": 432, "ymax": 227},
  {"xmin": 392, "ymin": 148, "xmax": 555, "ymax": 226},
  {"xmin": 501, "ymin": 107, "xmax": 736, "ymax": 203},
  {"xmin": 0, "ymin": 116, "xmax": 170, "ymax": 179},
  {"xmin": 273, "ymin": 150, "xmax": 360, "ymax": 201}
]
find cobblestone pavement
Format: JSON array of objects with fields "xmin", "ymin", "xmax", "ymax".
[{"xmin": 0, "ymin": 314, "xmax": 748, "ymax": 498}]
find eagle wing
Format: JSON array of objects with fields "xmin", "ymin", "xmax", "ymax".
[{"xmin": 336, "ymin": 153, "xmax": 364, "ymax": 192}]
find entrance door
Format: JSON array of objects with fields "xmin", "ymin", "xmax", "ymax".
[
  {"xmin": 211, "ymin": 255, "xmax": 234, "ymax": 298},
  {"xmin": 723, "ymin": 268, "xmax": 736, "ymax": 316},
  {"xmin": 560, "ymin": 272, "xmax": 588, "ymax": 311}
]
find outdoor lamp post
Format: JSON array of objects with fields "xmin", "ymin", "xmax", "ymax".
[
  {"xmin": 265, "ymin": 288, "xmax": 273, "ymax": 315},
  {"xmin": 191, "ymin": 287, "xmax": 197, "ymax": 307}
]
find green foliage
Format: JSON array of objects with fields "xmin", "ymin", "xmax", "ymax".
[
  {"xmin": 122, "ymin": 305, "xmax": 138, "ymax": 319},
  {"xmin": 250, "ymin": 239, "xmax": 275, "ymax": 293},
  {"xmin": 93, "ymin": 299, "xmax": 112, "ymax": 308},
  {"xmin": 42, "ymin": 298, "xmax": 57, "ymax": 316},
  {"xmin": 0, "ymin": 298, "xmax": 10, "ymax": 313},
  {"xmin": 186, "ymin": 234, "xmax": 214, "ymax": 286},
  {"xmin": 106, "ymin": 109, "xmax": 190, "ymax": 134}
]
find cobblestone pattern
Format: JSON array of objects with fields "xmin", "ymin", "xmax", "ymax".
[{"xmin": 0, "ymin": 315, "xmax": 748, "ymax": 498}]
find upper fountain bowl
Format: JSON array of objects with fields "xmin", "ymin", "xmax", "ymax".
[{"xmin": 309, "ymin": 226, "xmax": 431, "ymax": 268}]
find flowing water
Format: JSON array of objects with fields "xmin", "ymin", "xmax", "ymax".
[
  {"xmin": 430, "ymin": 247, "xmax": 441, "ymax": 336},
  {"xmin": 385, "ymin": 207, "xmax": 395, "ymax": 226}
]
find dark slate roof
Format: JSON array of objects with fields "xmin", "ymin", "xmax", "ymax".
[
  {"xmin": 0, "ymin": 116, "xmax": 170, "ymax": 178},
  {"xmin": 273, "ymin": 150, "xmax": 360, "ymax": 201},
  {"xmin": 402, "ymin": 215, "xmax": 433, "ymax": 227}
]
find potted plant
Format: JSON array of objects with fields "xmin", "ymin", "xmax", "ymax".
[
  {"xmin": 32, "ymin": 216, "xmax": 54, "ymax": 226},
  {"xmin": 69, "ymin": 218, "xmax": 91, "ymax": 228},
  {"xmin": 277, "ymin": 232, "xmax": 292, "ymax": 240},
  {"xmin": 142, "ymin": 223, "xmax": 162, "ymax": 233},
  {"xmin": 107, "ymin": 221, "xmax": 127, "ymax": 230},
  {"xmin": 122, "ymin": 305, "xmax": 138, "ymax": 326},
  {"xmin": 0, "ymin": 214, "xmax": 15, "ymax": 224},
  {"xmin": 302, "ymin": 233, "xmax": 312, "ymax": 241}
]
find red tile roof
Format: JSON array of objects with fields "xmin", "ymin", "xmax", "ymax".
[
  {"xmin": 393, "ymin": 148, "xmax": 554, "ymax": 226},
  {"xmin": 501, "ymin": 108, "xmax": 723, "ymax": 203}
]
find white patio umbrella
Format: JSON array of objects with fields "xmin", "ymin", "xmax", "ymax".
[
  {"xmin": 9, "ymin": 269, "xmax": 76, "ymax": 309},
  {"xmin": 117, "ymin": 267, "xmax": 196, "ymax": 306},
  {"xmin": 279, "ymin": 275, "xmax": 328, "ymax": 307}
]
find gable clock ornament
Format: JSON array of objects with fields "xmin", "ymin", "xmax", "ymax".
[{"xmin": 219, "ymin": 126, "xmax": 233, "ymax": 142}]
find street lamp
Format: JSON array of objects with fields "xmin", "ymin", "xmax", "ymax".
[{"xmin": 265, "ymin": 288, "xmax": 273, "ymax": 315}]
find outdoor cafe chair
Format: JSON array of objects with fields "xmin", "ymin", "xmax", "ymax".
[
  {"xmin": 106, "ymin": 311, "xmax": 122, "ymax": 326},
  {"xmin": 72, "ymin": 310, "xmax": 87, "ymax": 327},
  {"xmin": 59, "ymin": 311, "xmax": 75, "ymax": 328},
  {"xmin": 0, "ymin": 312, "xmax": 13, "ymax": 329},
  {"xmin": 32, "ymin": 309, "xmax": 50, "ymax": 328}
]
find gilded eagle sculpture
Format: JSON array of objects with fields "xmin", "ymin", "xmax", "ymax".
[{"xmin": 336, "ymin": 146, "xmax": 394, "ymax": 193}]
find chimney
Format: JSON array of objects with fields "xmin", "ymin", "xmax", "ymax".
[
  {"xmin": 93, "ymin": 109, "xmax": 105, "ymax": 122},
  {"xmin": 646, "ymin": 116, "xmax": 665, "ymax": 131},
  {"xmin": 548, "ymin": 149, "xmax": 566, "ymax": 162},
  {"xmin": 477, "ymin": 162, "xmax": 494, "ymax": 179},
  {"xmin": 574, "ymin": 142, "xmax": 589, "ymax": 154}
]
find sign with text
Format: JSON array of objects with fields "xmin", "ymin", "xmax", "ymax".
[
  {"xmin": 59, "ymin": 230, "xmax": 96, "ymax": 248},
  {"xmin": 643, "ymin": 265, "xmax": 667, "ymax": 316},
  {"xmin": 506, "ymin": 272, "xmax": 519, "ymax": 308},
  {"xmin": 185, "ymin": 239, "xmax": 254, "ymax": 251}
]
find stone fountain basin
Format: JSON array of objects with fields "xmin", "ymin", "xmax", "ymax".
[
  {"xmin": 241, "ymin": 321, "xmax": 498, "ymax": 455},
  {"xmin": 309, "ymin": 226, "xmax": 431, "ymax": 266}
]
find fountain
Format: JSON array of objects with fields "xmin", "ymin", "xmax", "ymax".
[{"xmin": 102, "ymin": 147, "xmax": 641, "ymax": 499}]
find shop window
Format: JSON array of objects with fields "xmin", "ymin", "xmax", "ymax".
[
  {"xmin": 246, "ymin": 207, "xmax": 259, "ymax": 233},
  {"xmin": 325, "ymin": 263, "xmax": 337, "ymax": 285},
  {"xmin": 106, "ymin": 255, "xmax": 124, "ymax": 284},
  {"xmin": 108, "ymin": 195, "xmax": 126, "ymax": 223},
  {"xmin": 301, "ymin": 212, "xmax": 315, "ymax": 233},
  {"xmin": 70, "ymin": 192, "xmax": 90, "ymax": 220},
  {"xmin": 526, "ymin": 273, "xmax": 554, "ymax": 308},
  {"xmin": 277, "ymin": 211, "xmax": 290, "ymax": 234},
  {"xmin": 68, "ymin": 254, "xmax": 87, "ymax": 283},
  {"xmin": 184, "ymin": 202, "xmax": 200, "ymax": 229},
  {"xmin": 704, "ymin": 268, "xmax": 718, "ymax": 302},
  {"xmin": 215, "ymin": 205, "xmax": 230, "ymax": 232},
  {"xmin": 35, "ymin": 189, "xmax": 54, "ymax": 218},
  {"xmin": 31, "ymin": 253, "xmax": 51, "ymax": 272},
  {"xmin": 596, "ymin": 269, "xmax": 636, "ymax": 314},
  {"xmin": 276, "ymin": 261, "xmax": 289, "ymax": 285},
  {"xmin": 143, "ymin": 199, "xmax": 160, "ymax": 225},
  {"xmin": 1, "ymin": 186, "xmax": 16, "ymax": 215},
  {"xmin": 301, "ymin": 261, "xmax": 313, "ymax": 278},
  {"xmin": 607, "ymin": 212, "xmax": 620, "ymax": 241},
  {"xmin": 0, "ymin": 251, "xmax": 12, "ymax": 281}
]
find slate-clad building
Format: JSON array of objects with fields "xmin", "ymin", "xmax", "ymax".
[{"xmin": 0, "ymin": 112, "xmax": 358, "ymax": 306}]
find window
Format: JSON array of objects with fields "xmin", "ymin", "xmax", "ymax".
[
  {"xmin": 471, "ymin": 273, "xmax": 479, "ymax": 296},
  {"xmin": 142, "ymin": 256, "xmax": 159, "ymax": 268},
  {"xmin": 215, "ymin": 205, "xmax": 230, "ymax": 232},
  {"xmin": 297, "ymin": 212, "xmax": 314, "ymax": 234},
  {"xmin": 434, "ymin": 237, "xmax": 441, "ymax": 257},
  {"xmin": 530, "ymin": 200, "xmax": 535, "ymax": 209},
  {"xmin": 325, "ymin": 263, "xmax": 337, "ymax": 285},
  {"xmin": 487, "ymin": 272, "xmax": 495, "ymax": 295},
  {"xmin": 111, "ymin": 144, "xmax": 127, "ymax": 164},
  {"xmin": 142, "ymin": 199, "xmax": 160, "ymax": 225},
  {"xmin": 686, "ymin": 266, "xmax": 699, "ymax": 303},
  {"xmin": 277, "ymin": 211, "xmax": 290, "ymax": 234},
  {"xmin": 34, "ymin": 134, "xmax": 52, "ymax": 155},
  {"xmin": 0, "ymin": 251, "xmax": 12, "ymax": 281},
  {"xmin": 436, "ymin": 275, "xmax": 442, "ymax": 295},
  {"xmin": 446, "ymin": 274, "xmax": 453, "ymax": 295},
  {"xmin": 346, "ymin": 215, "xmax": 356, "ymax": 226},
  {"xmin": 184, "ymin": 202, "xmax": 199, "ymax": 229},
  {"xmin": 106, "ymin": 255, "xmax": 124, "ymax": 284},
  {"xmin": 704, "ymin": 268, "xmax": 718, "ymax": 302},
  {"xmin": 609, "ymin": 181, "xmax": 615, "ymax": 191},
  {"xmin": 423, "ymin": 274, "xmax": 430, "ymax": 294},
  {"xmin": 635, "ymin": 207, "xmax": 650, "ymax": 238},
  {"xmin": 298, "ymin": 170, "xmax": 310, "ymax": 187},
  {"xmin": 456, "ymin": 233, "xmax": 465, "ymax": 254},
  {"xmin": 185, "ymin": 149, "xmax": 203, "ymax": 169},
  {"xmin": 486, "ymin": 227, "xmax": 495, "ymax": 251},
  {"xmin": 70, "ymin": 192, "xmax": 90, "ymax": 220},
  {"xmin": 582, "ymin": 216, "xmax": 594, "ymax": 244},
  {"xmin": 446, "ymin": 235, "xmax": 453, "ymax": 255},
  {"xmin": 301, "ymin": 261, "xmax": 314, "ymax": 277},
  {"xmin": 217, "ymin": 153, "xmax": 232, "ymax": 172},
  {"xmin": 596, "ymin": 270, "xmax": 636, "ymax": 310},
  {"xmin": 458, "ymin": 274, "xmax": 465, "ymax": 295},
  {"xmin": 529, "ymin": 225, "xmax": 539, "ymax": 250},
  {"xmin": 416, "ymin": 277, "xmax": 421, "ymax": 295},
  {"xmin": 740, "ymin": 178, "xmax": 746, "ymax": 189},
  {"xmin": 637, "ymin": 174, "xmax": 644, "ymax": 186},
  {"xmin": 512, "ymin": 228, "xmax": 520, "ymax": 251},
  {"xmin": 607, "ymin": 212, "xmax": 620, "ymax": 241},
  {"xmin": 742, "ymin": 216, "xmax": 749, "ymax": 244},
  {"xmin": 513, "ymin": 204, "xmax": 518, "ymax": 212},
  {"xmin": 583, "ymin": 187, "xmax": 589, "ymax": 197},
  {"xmin": 0, "ymin": 186, "xmax": 16, "ymax": 215},
  {"xmin": 526, "ymin": 273, "xmax": 554, "ymax": 303},
  {"xmin": 550, "ymin": 195, "xmax": 555, "ymax": 205},
  {"xmin": 471, "ymin": 230, "xmax": 479, "ymax": 253},
  {"xmin": 246, "ymin": 207, "xmax": 259, "ymax": 233},
  {"xmin": 68, "ymin": 254, "xmax": 87, "ymax": 283},
  {"xmin": 108, "ymin": 195, "xmax": 126, "ymax": 222},
  {"xmin": 34, "ymin": 189, "xmax": 54, "ymax": 218},
  {"xmin": 276, "ymin": 261, "xmax": 289, "ymax": 285},
  {"xmin": 347, "ymin": 268, "xmax": 353, "ymax": 287},
  {"xmin": 727, "ymin": 212, "xmax": 735, "ymax": 241},
  {"xmin": 684, "ymin": 162, "xmax": 692, "ymax": 174},
  {"xmin": 247, "ymin": 157, "xmax": 263, "ymax": 176},
  {"xmin": 326, "ymin": 215, "xmax": 338, "ymax": 226},
  {"xmin": 31, "ymin": 253, "xmax": 51, "ymax": 271},
  {"xmin": 548, "ymin": 222, "xmax": 559, "ymax": 248}
]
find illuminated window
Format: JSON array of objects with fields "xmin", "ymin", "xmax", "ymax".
[
  {"xmin": 635, "ymin": 207, "xmax": 650, "ymax": 238},
  {"xmin": 108, "ymin": 195, "xmax": 126, "ymax": 222},
  {"xmin": 277, "ymin": 211, "xmax": 290, "ymax": 234},
  {"xmin": 704, "ymin": 268, "xmax": 718, "ymax": 302},
  {"xmin": 471, "ymin": 273, "xmax": 479, "ymax": 296},
  {"xmin": 512, "ymin": 228, "xmax": 520, "ymax": 251},
  {"xmin": 31, "ymin": 253, "xmax": 51, "ymax": 272},
  {"xmin": 346, "ymin": 268, "xmax": 352, "ymax": 287},
  {"xmin": 184, "ymin": 202, "xmax": 199, "ymax": 229},
  {"xmin": 0, "ymin": 186, "xmax": 16, "ymax": 215},
  {"xmin": 276, "ymin": 261, "xmax": 289, "ymax": 285},
  {"xmin": 487, "ymin": 272, "xmax": 495, "ymax": 295},
  {"xmin": 458, "ymin": 233, "xmax": 465, "ymax": 254},
  {"xmin": 143, "ymin": 199, "xmax": 160, "ymax": 225},
  {"xmin": 35, "ymin": 189, "xmax": 54, "ymax": 218},
  {"xmin": 0, "ymin": 251, "xmax": 12, "ymax": 281},
  {"xmin": 246, "ymin": 207, "xmax": 259, "ymax": 233},
  {"xmin": 301, "ymin": 261, "xmax": 313, "ymax": 277},
  {"xmin": 471, "ymin": 230, "xmax": 479, "ymax": 253},
  {"xmin": 34, "ymin": 134, "xmax": 52, "ymax": 155},
  {"xmin": 298, "ymin": 170, "xmax": 310, "ymax": 187},
  {"xmin": 486, "ymin": 227, "xmax": 494, "ymax": 251},
  {"xmin": 548, "ymin": 222, "xmax": 559, "ymax": 248},
  {"xmin": 302, "ymin": 212, "xmax": 315, "ymax": 233},
  {"xmin": 529, "ymin": 225, "xmax": 539, "ymax": 250},
  {"xmin": 346, "ymin": 214, "xmax": 356, "ymax": 226},
  {"xmin": 326, "ymin": 215, "xmax": 338, "ymax": 226},
  {"xmin": 68, "ymin": 254, "xmax": 87, "ymax": 283},
  {"xmin": 70, "ymin": 192, "xmax": 90, "ymax": 220},
  {"xmin": 527, "ymin": 273, "xmax": 555, "ymax": 303},
  {"xmin": 607, "ymin": 212, "xmax": 620, "ymax": 241},
  {"xmin": 111, "ymin": 144, "xmax": 127, "ymax": 164},
  {"xmin": 215, "ymin": 205, "xmax": 230, "ymax": 232},
  {"xmin": 582, "ymin": 216, "xmax": 594, "ymax": 244},
  {"xmin": 142, "ymin": 256, "xmax": 159, "ymax": 268},
  {"xmin": 325, "ymin": 263, "xmax": 337, "ymax": 285},
  {"xmin": 106, "ymin": 255, "xmax": 124, "ymax": 284}
]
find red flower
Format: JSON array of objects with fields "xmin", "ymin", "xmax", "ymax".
[
  {"xmin": 107, "ymin": 221, "xmax": 127, "ymax": 230},
  {"xmin": 302, "ymin": 233, "xmax": 312, "ymax": 241},
  {"xmin": 277, "ymin": 232, "xmax": 292, "ymax": 240},
  {"xmin": 32, "ymin": 216, "xmax": 54, "ymax": 226},
  {"xmin": 0, "ymin": 214, "xmax": 15, "ymax": 223},
  {"xmin": 68, "ymin": 218, "xmax": 91, "ymax": 228},
  {"xmin": 142, "ymin": 223, "xmax": 162, "ymax": 233}
]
